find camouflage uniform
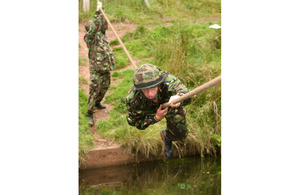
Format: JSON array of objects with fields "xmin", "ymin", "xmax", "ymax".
[
  {"xmin": 126, "ymin": 69, "xmax": 191, "ymax": 141},
  {"xmin": 84, "ymin": 11, "xmax": 115, "ymax": 114}
]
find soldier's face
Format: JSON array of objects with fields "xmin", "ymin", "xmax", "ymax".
[{"xmin": 142, "ymin": 86, "xmax": 158, "ymax": 100}]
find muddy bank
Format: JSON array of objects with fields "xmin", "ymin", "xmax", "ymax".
[{"xmin": 79, "ymin": 144, "xmax": 207, "ymax": 170}]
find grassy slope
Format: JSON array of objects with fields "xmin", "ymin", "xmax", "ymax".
[
  {"xmin": 79, "ymin": 0, "xmax": 221, "ymax": 159},
  {"xmin": 79, "ymin": 88, "xmax": 94, "ymax": 161}
]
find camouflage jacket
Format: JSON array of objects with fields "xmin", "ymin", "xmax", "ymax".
[
  {"xmin": 84, "ymin": 12, "xmax": 115, "ymax": 74},
  {"xmin": 126, "ymin": 71, "xmax": 191, "ymax": 130}
]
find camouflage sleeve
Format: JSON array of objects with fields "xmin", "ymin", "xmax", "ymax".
[
  {"xmin": 84, "ymin": 13, "xmax": 107, "ymax": 46},
  {"xmin": 166, "ymin": 74, "xmax": 192, "ymax": 106},
  {"xmin": 94, "ymin": 12, "xmax": 108, "ymax": 34},
  {"xmin": 126, "ymin": 99, "xmax": 157, "ymax": 130}
]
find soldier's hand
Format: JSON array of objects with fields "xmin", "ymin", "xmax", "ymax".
[
  {"xmin": 169, "ymin": 95, "xmax": 181, "ymax": 108},
  {"xmin": 155, "ymin": 105, "xmax": 168, "ymax": 121},
  {"xmin": 97, "ymin": 2, "xmax": 102, "ymax": 11}
]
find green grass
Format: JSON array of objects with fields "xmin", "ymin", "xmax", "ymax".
[
  {"xmin": 78, "ymin": 0, "xmax": 221, "ymax": 160},
  {"xmin": 79, "ymin": 76, "xmax": 88, "ymax": 85},
  {"xmin": 109, "ymin": 39, "xmax": 119, "ymax": 46},
  {"xmin": 79, "ymin": 57, "xmax": 87, "ymax": 66},
  {"xmin": 79, "ymin": 88, "xmax": 94, "ymax": 163},
  {"xmin": 112, "ymin": 48, "xmax": 130, "ymax": 69},
  {"xmin": 79, "ymin": 0, "xmax": 221, "ymax": 24}
]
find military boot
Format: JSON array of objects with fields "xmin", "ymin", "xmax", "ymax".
[
  {"xmin": 95, "ymin": 103, "xmax": 106, "ymax": 109},
  {"xmin": 87, "ymin": 112, "xmax": 94, "ymax": 126},
  {"xmin": 160, "ymin": 129, "xmax": 173, "ymax": 159}
]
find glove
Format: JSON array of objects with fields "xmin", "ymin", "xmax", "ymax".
[
  {"xmin": 97, "ymin": 2, "xmax": 102, "ymax": 11},
  {"xmin": 169, "ymin": 95, "xmax": 180, "ymax": 104},
  {"xmin": 169, "ymin": 95, "xmax": 181, "ymax": 108}
]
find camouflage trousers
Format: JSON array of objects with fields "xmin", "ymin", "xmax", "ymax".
[
  {"xmin": 87, "ymin": 71, "xmax": 110, "ymax": 114},
  {"xmin": 163, "ymin": 107, "xmax": 189, "ymax": 141}
]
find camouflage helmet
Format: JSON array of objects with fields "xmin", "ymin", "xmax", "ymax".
[
  {"xmin": 84, "ymin": 20, "xmax": 93, "ymax": 31},
  {"xmin": 133, "ymin": 64, "xmax": 163, "ymax": 90}
]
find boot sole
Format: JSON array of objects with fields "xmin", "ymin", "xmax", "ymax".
[{"xmin": 95, "ymin": 104, "xmax": 106, "ymax": 109}]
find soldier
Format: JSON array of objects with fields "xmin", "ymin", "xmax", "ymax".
[
  {"xmin": 126, "ymin": 64, "xmax": 192, "ymax": 159},
  {"xmin": 84, "ymin": 1, "xmax": 115, "ymax": 126}
]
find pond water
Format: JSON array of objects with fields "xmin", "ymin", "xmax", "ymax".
[{"xmin": 79, "ymin": 156, "xmax": 221, "ymax": 195}]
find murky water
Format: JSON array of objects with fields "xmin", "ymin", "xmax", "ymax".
[{"xmin": 79, "ymin": 156, "xmax": 221, "ymax": 195}]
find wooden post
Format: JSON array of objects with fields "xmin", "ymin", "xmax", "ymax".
[{"xmin": 83, "ymin": 0, "xmax": 90, "ymax": 12}]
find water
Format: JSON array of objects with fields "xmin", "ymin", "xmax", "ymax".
[{"xmin": 79, "ymin": 156, "xmax": 221, "ymax": 195}]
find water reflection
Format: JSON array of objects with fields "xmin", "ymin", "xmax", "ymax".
[{"xmin": 79, "ymin": 156, "xmax": 221, "ymax": 195}]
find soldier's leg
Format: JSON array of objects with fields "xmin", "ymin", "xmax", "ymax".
[
  {"xmin": 160, "ymin": 107, "xmax": 189, "ymax": 159},
  {"xmin": 165, "ymin": 107, "xmax": 189, "ymax": 141},
  {"xmin": 87, "ymin": 72, "xmax": 102, "ymax": 114},
  {"xmin": 95, "ymin": 72, "xmax": 111, "ymax": 106},
  {"xmin": 109, "ymin": 51, "xmax": 116, "ymax": 68}
]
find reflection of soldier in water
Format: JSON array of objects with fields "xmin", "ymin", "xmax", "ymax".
[
  {"xmin": 126, "ymin": 64, "xmax": 192, "ymax": 159},
  {"xmin": 84, "ymin": 1, "xmax": 115, "ymax": 126}
]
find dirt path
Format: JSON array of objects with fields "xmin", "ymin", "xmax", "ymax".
[{"xmin": 78, "ymin": 22, "xmax": 138, "ymax": 149}]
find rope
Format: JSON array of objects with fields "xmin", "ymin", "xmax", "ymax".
[{"xmin": 162, "ymin": 76, "xmax": 221, "ymax": 108}]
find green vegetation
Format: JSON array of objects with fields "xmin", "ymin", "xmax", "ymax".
[
  {"xmin": 79, "ymin": 76, "xmax": 88, "ymax": 85},
  {"xmin": 112, "ymin": 47, "xmax": 130, "ymax": 69},
  {"xmin": 79, "ymin": 0, "xmax": 221, "ymax": 159},
  {"xmin": 79, "ymin": 57, "xmax": 87, "ymax": 66},
  {"xmin": 79, "ymin": 88, "xmax": 94, "ymax": 162},
  {"xmin": 79, "ymin": 0, "xmax": 221, "ymax": 24}
]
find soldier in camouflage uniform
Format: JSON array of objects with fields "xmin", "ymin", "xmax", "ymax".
[
  {"xmin": 84, "ymin": 2, "xmax": 115, "ymax": 126},
  {"xmin": 126, "ymin": 64, "xmax": 192, "ymax": 159}
]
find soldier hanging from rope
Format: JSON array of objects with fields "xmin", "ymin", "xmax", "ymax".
[
  {"xmin": 84, "ymin": 1, "xmax": 116, "ymax": 126},
  {"xmin": 126, "ymin": 64, "xmax": 192, "ymax": 159}
]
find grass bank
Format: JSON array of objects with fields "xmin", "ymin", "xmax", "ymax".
[
  {"xmin": 79, "ymin": 0, "xmax": 220, "ymax": 24},
  {"xmin": 79, "ymin": 0, "xmax": 221, "ymax": 159},
  {"xmin": 79, "ymin": 87, "xmax": 94, "ymax": 162}
]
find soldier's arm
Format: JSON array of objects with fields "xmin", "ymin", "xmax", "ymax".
[
  {"xmin": 126, "ymin": 100, "xmax": 158, "ymax": 130},
  {"xmin": 84, "ymin": 11, "xmax": 106, "ymax": 43},
  {"xmin": 94, "ymin": 11, "xmax": 107, "ymax": 34},
  {"xmin": 166, "ymin": 75, "xmax": 192, "ymax": 106}
]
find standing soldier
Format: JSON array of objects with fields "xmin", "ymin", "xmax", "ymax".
[
  {"xmin": 126, "ymin": 64, "xmax": 192, "ymax": 159},
  {"xmin": 84, "ymin": 1, "xmax": 115, "ymax": 126}
]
